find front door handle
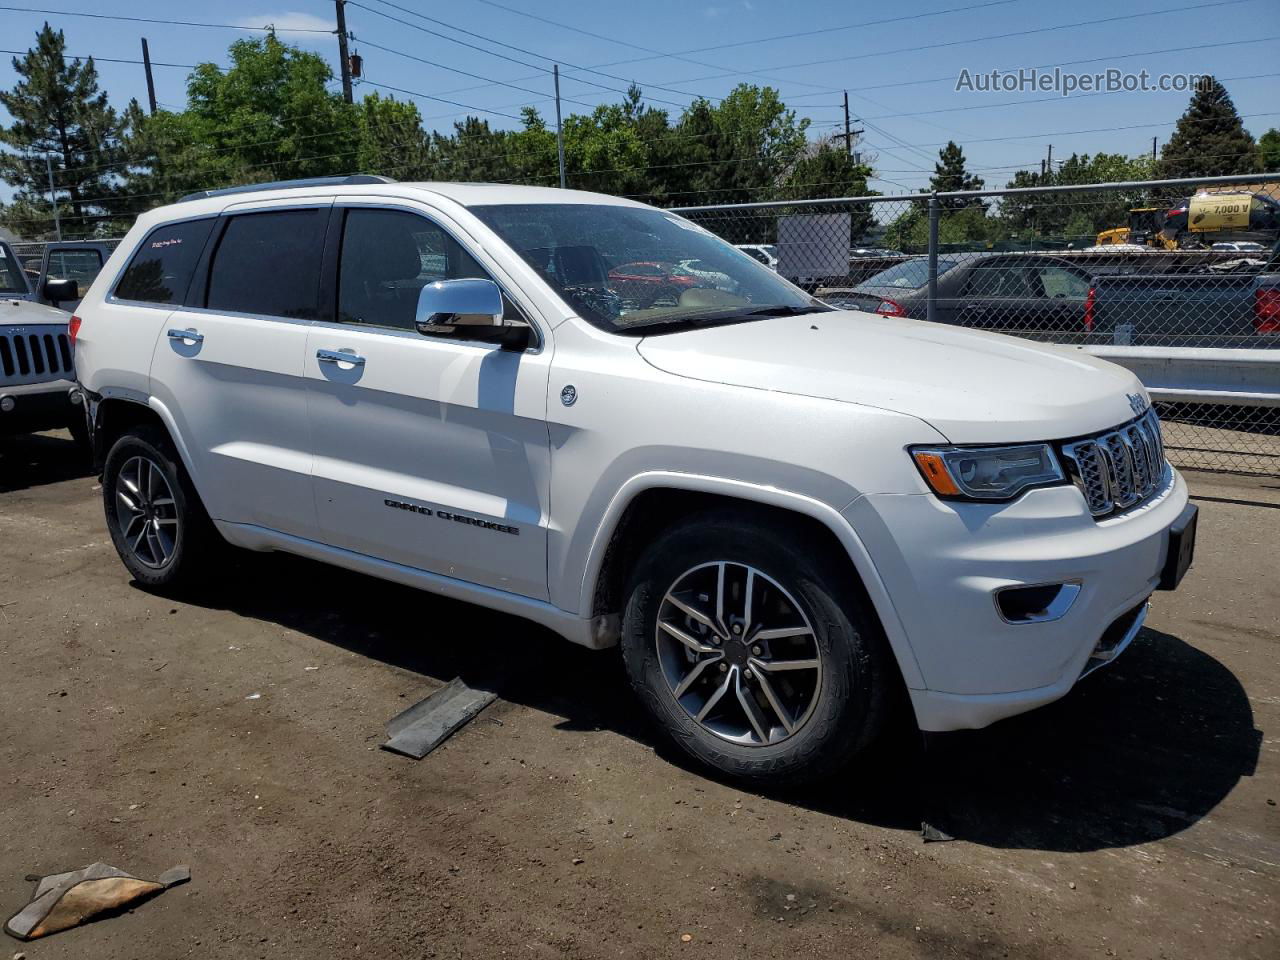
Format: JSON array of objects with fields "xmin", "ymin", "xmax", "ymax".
[
  {"xmin": 316, "ymin": 348, "xmax": 366, "ymax": 367},
  {"xmin": 167, "ymin": 328, "xmax": 204, "ymax": 344}
]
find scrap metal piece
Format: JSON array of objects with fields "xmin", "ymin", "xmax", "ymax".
[{"xmin": 381, "ymin": 678, "xmax": 498, "ymax": 760}]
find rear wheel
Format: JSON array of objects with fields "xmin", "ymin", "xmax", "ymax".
[
  {"xmin": 621, "ymin": 512, "xmax": 893, "ymax": 784},
  {"xmin": 102, "ymin": 425, "xmax": 221, "ymax": 588}
]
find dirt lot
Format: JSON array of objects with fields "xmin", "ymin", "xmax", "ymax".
[{"xmin": 1, "ymin": 430, "xmax": 1277, "ymax": 959}]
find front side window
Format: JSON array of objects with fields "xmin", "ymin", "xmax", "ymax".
[
  {"xmin": 470, "ymin": 203, "xmax": 827, "ymax": 335},
  {"xmin": 206, "ymin": 209, "xmax": 324, "ymax": 319},
  {"xmin": 335, "ymin": 208, "xmax": 516, "ymax": 331},
  {"xmin": 115, "ymin": 219, "xmax": 215, "ymax": 304},
  {"xmin": 47, "ymin": 248, "xmax": 104, "ymax": 287},
  {"xmin": 0, "ymin": 246, "xmax": 27, "ymax": 294}
]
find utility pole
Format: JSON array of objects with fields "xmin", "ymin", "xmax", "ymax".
[
  {"xmin": 1151, "ymin": 136, "xmax": 1157, "ymax": 162},
  {"xmin": 140, "ymin": 38, "xmax": 157, "ymax": 115},
  {"xmin": 1046, "ymin": 143, "xmax": 1053, "ymax": 172},
  {"xmin": 45, "ymin": 153, "xmax": 62, "ymax": 241},
  {"xmin": 843, "ymin": 91, "xmax": 851, "ymax": 156},
  {"xmin": 335, "ymin": 0, "xmax": 353, "ymax": 104},
  {"xmin": 554, "ymin": 64, "xmax": 566, "ymax": 189}
]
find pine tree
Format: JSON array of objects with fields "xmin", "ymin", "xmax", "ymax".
[
  {"xmin": 1156, "ymin": 77, "xmax": 1258, "ymax": 179},
  {"xmin": 930, "ymin": 141, "xmax": 984, "ymax": 210},
  {"xmin": 1259, "ymin": 129, "xmax": 1280, "ymax": 173},
  {"xmin": 0, "ymin": 23, "xmax": 128, "ymax": 238}
]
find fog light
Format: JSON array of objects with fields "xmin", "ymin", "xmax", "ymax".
[
  {"xmin": 0, "ymin": 395, "xmax": 14, "ymax": 413},
  {"xmin": 68, "ymin": 387, "xmax": 83, "ymax": 405},
  {"xmin": 995, "ymin": 582, "xmax": 1081, "ymax": 624}
]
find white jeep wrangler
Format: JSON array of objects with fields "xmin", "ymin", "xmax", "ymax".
[{"xmin": 74, "ymin": 176, "xmax": 1197, "ymax": 783}]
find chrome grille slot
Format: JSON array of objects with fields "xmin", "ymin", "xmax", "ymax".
[
  {"xmin": 1061, "ymin": 409, "xmax": 1167, "ymax": 520},
  {"xmin": 0, "ymin": 327, "xmax": 73, "ymax": 386}
]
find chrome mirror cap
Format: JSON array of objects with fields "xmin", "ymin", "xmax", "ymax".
[{"xmin": 414, "ymin": 278, "xmax": 504, "ymax": 335}]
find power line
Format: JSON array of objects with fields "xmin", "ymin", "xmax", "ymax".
[
  {"xmin": 0, "ymin": 5, "xmax": 335, "ymax": 32},
  {"xmin": 781, "ymin": 34, "xmax": 1280, "ymax": 100},
  {"xmin": 353, "ymin": 37, "xmax": 596, "ymax": 110},
  {"xmin": 640, "ymin": 0, "xmax": 1260, "ymax": 88},
  {"xmin": 357, "ymin": 80, "xmax": 529, "ymax": 122},
  {"xmin": 855, "ymin": 71, "xmax": 1280, "ymax": 122},
  {"xmin": 0, "ymin": 48, "xmax": 201, "ymax": 69},
  {"xmin": 349, "ymin": 0, "xmax": 715, "ymax": 109},
  {"xmin": 581, "ymin": 0, "xmax": 1031, "ymax": 68}
]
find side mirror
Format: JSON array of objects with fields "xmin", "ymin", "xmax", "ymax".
[
  {"xmin": 44, "ymin": 277, "xmax": 78, "ymax": 304},
  {"xmin": 414, "ymin": 279, "xmax": 503, "ymax": 335}
]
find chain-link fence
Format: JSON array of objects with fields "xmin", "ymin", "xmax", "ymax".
[{"xmin": 674, "ymin": 173, "xmax": 1280, "ymax": 476}]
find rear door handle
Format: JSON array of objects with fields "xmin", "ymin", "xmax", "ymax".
[
  {"xmin": 316, "ymin": 348, "xmax": 365, "ymax": 367},
  {"xmin": 167, "ymin": 328, "xmax": 204, "ymax": 344}
]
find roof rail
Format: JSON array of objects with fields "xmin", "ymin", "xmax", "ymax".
[{"xmin": 179, "ymin": 174, "xmax": 396, "ymax": 203}]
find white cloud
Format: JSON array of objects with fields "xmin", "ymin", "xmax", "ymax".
[{"xmin": 236, "ymin": 12, "xmax": 334, "ymax": 34}]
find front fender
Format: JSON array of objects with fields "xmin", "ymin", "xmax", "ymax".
[{"xmin": 572, "ymin": 471, "xmax": 927, "ymax": 691}]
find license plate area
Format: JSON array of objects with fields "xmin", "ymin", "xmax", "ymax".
[{"xmin": 1158, "ymin": 503, "xmax": 1198, "ymax": 590}]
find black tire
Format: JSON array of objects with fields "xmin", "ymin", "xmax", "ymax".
[
  {"xmin": 102, "ymin": 424, "xmax": 221, "ymax": 589},
  {"xmin": 67, "ymin": 414, "xmax": 90, "ymax": 452},
  {"xmin": 620, "ymin": 510, "xmax": 893, "ymax": 785}
]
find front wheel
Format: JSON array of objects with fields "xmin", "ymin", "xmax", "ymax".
[{"xmin": 621, "ymin": 512, "xmax": 893, "ymax": 784}]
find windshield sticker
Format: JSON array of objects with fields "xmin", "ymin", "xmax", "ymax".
[{"xmin": 150, "ymin": 237, "xmax": 184, "ymax": 249}]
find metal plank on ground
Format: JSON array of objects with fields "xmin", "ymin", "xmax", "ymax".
[{"xmin": 381, "ymin": 678, "xmax": 498, "ymax": 759}]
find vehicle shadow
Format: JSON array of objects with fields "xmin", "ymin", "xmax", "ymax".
[
  {"xmin": 0, "ymin": 430, "xmax": 93, "ymax": 492},
  {"xmin": 170, "ymin": 551, "xmax": 1260, "ymax": 854}
]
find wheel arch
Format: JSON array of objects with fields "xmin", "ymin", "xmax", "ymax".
[{"xmin": 578, "ymin": 472, "xmax": 926, "ymax": 690}]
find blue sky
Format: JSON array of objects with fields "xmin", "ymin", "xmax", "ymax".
[{"xmin": 1, "ymin": 0, "xmax": 1278, "ymax": 201}]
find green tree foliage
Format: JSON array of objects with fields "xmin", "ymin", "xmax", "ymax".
[
  {"xmin": 0, "ymin": 23, "xmax": 127, "ymax": 238},
  {"xmin": 117, "ymin": 33, "xmax": 361, "ymax": 212},
  {"xmin": 781, "ymin": 144, "xmax": 877, "ymax": 240},
  {"xmin": 1156, "ymin": 76, "xmax": 1258, "ymax": 179},
  {"xmin": 930, "ymin": 140, "xmax": 985, "ymax": 210},
  {"xmin": 1259, "ymin": 128, "xmax": 1280, "ymax": 173},
  {"xmin": 1000, "ymin": 152, "xmax": 1155, "ymax": 239}
]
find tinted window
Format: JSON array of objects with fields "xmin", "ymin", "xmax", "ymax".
[
  {"xmin": 336, "ymin": 208, "xmax": 513, "ymax": 331},
  {"xmin": 0, "ymin": 246, "xmax": 27, "ymax": 294},
  {"xmin": 206, "ymin": 209, "xmax": 323, "ymax": 319},
  {"xmin": 115, "ymin": 219, "xmax": 214, "ymax": 304},
  {"xmin": 861, "ymin": 257, "xmax": 959, "ymax": 289},
  {"xmin": 47, "ymin": 248, "xmax": 104, "ymax": 287}
]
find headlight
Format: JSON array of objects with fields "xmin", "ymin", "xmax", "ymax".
[{"xmin": 910, "ymin": 444, "xmax": 1065, "ymax": 501}]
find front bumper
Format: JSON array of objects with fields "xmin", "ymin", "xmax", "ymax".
[
  {"xmin": 0, "ymin": 379, "xmax": 82, "ymax": 437},
  {"xmin": 845, "ymin": 467, "xmax": 1190, "ymax": 731}
]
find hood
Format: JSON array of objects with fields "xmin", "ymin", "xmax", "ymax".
[
  {"xmin": 1, "ymin": 297, "xmax": 70, "ymax": 327},
  {"xmin": 636, "ymin": 310, "xmax": 1146, "ymax": 443}
]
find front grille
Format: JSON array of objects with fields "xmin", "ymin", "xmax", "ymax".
[
  {"xmin": 1060, "ymin": 409, "xmax": 1167, "ymax": 519},
  {"xmin": 0, "ymin": 328, "xmax": 73, "ymax": 384}
]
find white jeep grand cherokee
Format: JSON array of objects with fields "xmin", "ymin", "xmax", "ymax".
[{"xmin": 74, "ymin": 176, "xmax": 1197, "ymax": 783}]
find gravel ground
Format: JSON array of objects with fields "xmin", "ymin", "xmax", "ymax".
[{"xmin": 1, "ymin": 430, "xmax": 1277, "ymax": 959}]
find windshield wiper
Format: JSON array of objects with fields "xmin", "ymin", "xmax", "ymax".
[{"xmin": 618, "ymin": 301, "xmax": 829, "ymax": 335}]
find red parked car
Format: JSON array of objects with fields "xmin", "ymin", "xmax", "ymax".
[{"xmin": 608, "ymin": 260, "xmax": 701, "ymax": 307}]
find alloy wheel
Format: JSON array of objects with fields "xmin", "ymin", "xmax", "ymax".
[
  {"xmin": 114, "ymin": 455, "xmax": 180, "ymax": 569},
  {"xmin": 655, "ymin": 561, "xmax": 823, "ymax": 746}
]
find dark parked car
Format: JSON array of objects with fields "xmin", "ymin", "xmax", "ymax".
[{"xmin": 821, "ymin": 253, "xmax": 1106, "ymax": 341}]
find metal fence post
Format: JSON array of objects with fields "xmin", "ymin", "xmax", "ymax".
[{"xmin": 926, "ymin": 192, "xmax": 939, "ymax": 324}]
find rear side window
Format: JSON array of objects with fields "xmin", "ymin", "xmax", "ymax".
[
  {"xmin": 206, "ymin": 209, "xmax": 324, "ymax": 319},
  {"xmin": 115, "ymin": 219, "xmax": 215, "ymax": 304}
]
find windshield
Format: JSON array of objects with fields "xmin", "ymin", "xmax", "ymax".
[
  {"xmin": 0, "ymin": 246, "xmax": 29, "ymax": 294},
  {"xmin": 861, "ymin": 257, "xmax": 960, "ymax": 290},
  {"xmin": 470, "ymin": 203, "xmax": 827, "ymax": 334}
]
